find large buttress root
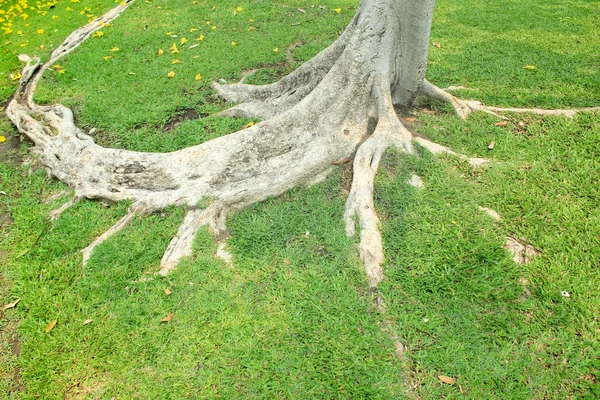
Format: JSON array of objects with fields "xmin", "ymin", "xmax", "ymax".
[{"xmin": 6, "ymin": 0, "xmax": 390, "ymax": 280}]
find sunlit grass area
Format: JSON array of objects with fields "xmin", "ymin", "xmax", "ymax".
[{"xmin": 1, "ymin": 0, "xmax": 599, "ymax": 398}]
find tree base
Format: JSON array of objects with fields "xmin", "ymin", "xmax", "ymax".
[{"xmin": 5, "ymin": 0, "xmax": 597, "ymax": 290}]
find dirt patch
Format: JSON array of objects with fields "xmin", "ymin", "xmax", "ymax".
[
  {"xmin": 505, "ymin": 237, "xmax": 541, "ymax": 265},
  {"xmin": 0, "ymin": 134, "xmax": 23, "ymax": 164},
  {"xmin": 1, "ymin": 272, "xmax": 24, "ymax": 396},
  {"xmin": 0, "ymin": 212, "xmax": 14, "ymax": 229},
  {"xmin": 162, "ymin": 108, "xmax": 204, "ymax": 132}
]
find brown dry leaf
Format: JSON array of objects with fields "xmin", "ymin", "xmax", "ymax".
[
  {"xmin": 164, "ymin": 289, "xmax": 172, "ymax": 296},
  {"xmin": 161, "ymin": 312, "xmax": 175, "ymax": 323},
  {"xmin": 83, "ymin": 319, "xmax": 93, "ymax": 325},
  {"xmin": 3, "ymin": 298, "xmax": 20, "ymax": 310},
  {"xmin": 432, "ymin": 42, "xmax": 441, "ymax": 48},
  {"xmin": 422, "ymin": 109, "xmax": 436, "ymax": 115},
  {"xmin": 488, "ymin": 141, "xmax": 496, "ymax": 150},
  {"xmin": 495, "ymin": 121, "xmax": 508, "ymax": 127},
  {"xmin": 405, "ymin": 117, "xmax": 416, "ymax": 122},
  {"xmin": 438, "ymin": 375, "xmax": 457, "ymax": 385},
  {"xmin": 45, "ymin": 320, "xmax": 57, "ymax": 333},
  {"xmin": 282, "ymin": 259, "xmax": 290, "ymax": 265}
]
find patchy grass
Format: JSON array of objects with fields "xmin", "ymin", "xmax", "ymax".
[{"xmin": 1, "ymin": 0, "xmax": 599, "ymax": 398}]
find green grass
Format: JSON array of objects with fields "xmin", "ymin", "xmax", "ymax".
[{"xmin": 1, "ymin": 0, "xmax": 599, "ymax": 398}]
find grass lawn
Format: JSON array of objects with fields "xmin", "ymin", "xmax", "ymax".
[{"xmin": 1, "ymin": 0, "xmax": 599, "ymax": 398}]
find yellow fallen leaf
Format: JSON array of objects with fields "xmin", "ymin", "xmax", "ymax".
[
  {"xmin": 37, "ymin": 29, "xmax": 44, "ymax": 34},
  {"xmin": 167, "ymin": 71, "xmax": 175, "ymax": 77},
  {"xmin": 83, "ymin": 319, "xmax": 93, "ymax": 325},
  {"xmin": 236, "ymin": 6, "xmax": 243, "ymax": 12},
  {"xmin": 180, "ymin": 37, "xmax": 187, "ymax": 44},
  {"xmin": 45, "ymin": 320, "xmax": 57, "ymax": 333},
  {"xmin": 248, "ymin": 26, "xmax": 255, "ymax": 31},
  {"xmin": 10, "ymin": 73, "xmax": 21, "ymax": 81},
  {"xmin": 109, "ymin": 46, "xmax": 119, "ymax": 51},
  {"xmin": 206, "ymin": 20, "xmax": 211, "ymax": 25},
  {"xmin": 432, "ymin": 42, "xmax": 441, "ymax": 48},
  {"xmin": 157, "ymin": 48, "xmax": 164, "ymax": 55},
  {"xmin": 523, "ymin": 65, "xmax": 535, "ymax": 70},
  {"xmin": 161, "ymin": 312, "xmax": 175, "ymax": 322},
  {"xmin": 170, "ymin": 43, "xmax": 179, "ymax": 53},
  {"xmin": 273, "ymin": 48, "xmax": 278, "ymax": 52},
  {"xmin": 103, "ymin": 55, "xmax": 112, "ymax": 60},
  {"xmin": 248, "ymin": 18, "xmax": 255, "ymax": 22},
  {"xmin": 190, "ymin": 28, "xmax": 197, "ymax": 32},
  {"xmin": 438, "ymin": 375, "xmax": 456, "ymax": 385},
  {"xmin": 164, "ymin": 289, "xmax": 172, "ymax": 295},
  {"xmin": 17, "ymin": 30, "xmax": 23, "ymax": 35},
  {"xmin": 195, "ymin": 74, "xmax": 202, "ymax": 80},
  {"xmin": 92, "ymin": 31, "xmax": 104, "ymax": 38},
  {"xmin": 3, "ymin": 298, "xmax": 19, "ymax": 309},
  {"xmin": 231, "ymin": 41, "xmax": 239, "ymax": 46},
  {"xmin": 172, "ymin": 59, "xmax": 182, "ymax": 64},
  {"xmin": 242, "ymin": 121, "xmax": 254, "ymax": 129},
  {"xmin": 195, "ymin": 34, "xmax": 204, "ymax": 41},
  {"xmin": 212, "ymin": 26, "xmax": 216, "ymax": 30},
  {"xmin": 334, "ymin": 8, "xmax": 342, "ymax": 13},
  {"xmin": 53, "ymin": 64, "xmax": 62, "ymax": 69},
  {"xmin": 58, "ymin": 69, "xmax": 66, "ymax": 74},
  {"xmin": 0, "ymin": 136, "xmax": 6, "ymax": 143}
]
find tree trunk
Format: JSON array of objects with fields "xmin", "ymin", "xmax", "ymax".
[{"xmin": 5, "ymin": 0, "xmax": 451, "ymax": 287}]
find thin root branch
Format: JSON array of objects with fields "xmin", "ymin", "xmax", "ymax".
[
  {"xmin": 158, "ymin": 202, "xmax": 229, "ymax": 276},
  {"xmin": 81, "ymin": 202, "xmax": 144, "ymax": 265},
  {"xmin": 420, "ymin": 79, "xmax": 599, "ymax": 119},
  {"xmin": 49, "ymin": 194, "xmax": 80, "ymax": 220},
  {"xmin": 414, "ymin": 136, "xmax": 489, "ymax": 168}
]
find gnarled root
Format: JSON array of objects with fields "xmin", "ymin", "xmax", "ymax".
[
  {"xmin": 419, "ymin": 79, "xmax": 600, "ymax": 120},
  {"xmin": 6, "ymin": 0, "xmax": 489, "ymax": 289}
]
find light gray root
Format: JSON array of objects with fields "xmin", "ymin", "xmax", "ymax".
[
  {"xmin": 414, "ymin": 137, "xmax": 489, "ymax": 168},
  {"xmin": 159, "ymin": 203, "xmax": 228, "ymax": 276},
  {"xmin": 344, "ymin": 79, "xmax": 414, "ymax": 288},
  {"xmin": 49, "ymin": 195, "xmax": 81, "ymax": 220},
  {"xmin": 81, "ymin": 203, "xmax": 144, "ymax": 265},
  {"xmin": 420, "ymin": 79, "xmax": 600, "ymax": 119}
]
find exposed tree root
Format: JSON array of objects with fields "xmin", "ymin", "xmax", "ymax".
[
  {"xmin": 81, "ymin": 202, "xmax": 145, "ymax": 265},
  {"xmin": 49, "ymin": 194, "xmax": 81, "ymax": 221},
  {"xmin": 414, "ymin": 136, "xmax": 489, "ymax": 168},
  {"xmin": 420, "ymin": 79, "xmax": 600, "ymax": 119},
  {"xmin": 344, "ymin": 80, "xmax": 414, "ymax": 288},
  {"xmin": 7, "ymin": 0, "xmax": 588, "ymax": 292},
  {"xmin": 159, "ymin": 203, "xmax": 228, "ymax": 276}
]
